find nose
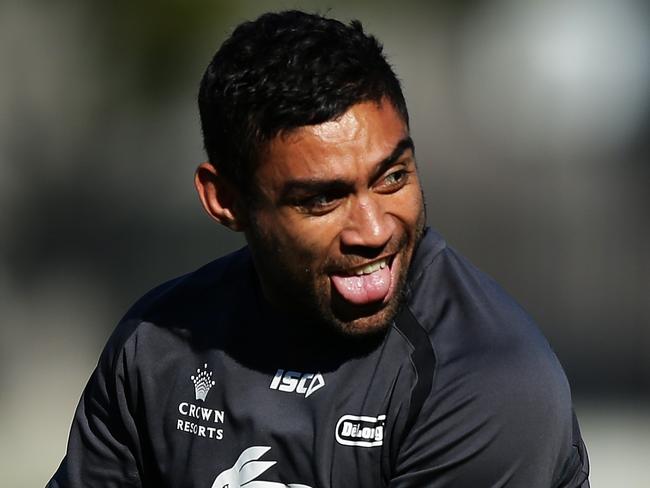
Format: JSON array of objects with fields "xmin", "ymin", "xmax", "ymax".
[{"xmin": 340, "ymin": 194, "xmax": 395, "ymax": 251}]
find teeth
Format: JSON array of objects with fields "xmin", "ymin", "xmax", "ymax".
[{"xmin": 352, "ymin": 258, "xmax": 388, "ymax": 276}]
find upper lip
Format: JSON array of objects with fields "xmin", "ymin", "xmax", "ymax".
[{"xmin": 332, "ymin": 254, "xmax": 394, "ymax": 276}]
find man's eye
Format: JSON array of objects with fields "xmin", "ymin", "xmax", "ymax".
[
  {"xmin": 297, "ymin": 194, "xmax": 339, "ymax": 214},
  {"xmin": 378, "ymin": 170, "xmax": 408, "ymax": 191},
  {"xmin": 308, "ymin": 195, "xmax": 333, "ymax": 207}
]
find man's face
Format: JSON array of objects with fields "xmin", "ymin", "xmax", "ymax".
[{"xmin": 244, "ymin": 99, "xmax": 425, "ymax": 336}]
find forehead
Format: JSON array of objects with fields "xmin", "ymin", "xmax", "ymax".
[{"xmin": 256, "ymin": 100, "xmax": 409, "ymax": 182}]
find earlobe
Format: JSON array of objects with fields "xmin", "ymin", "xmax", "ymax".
[{"xmin": 194, "ymin": 162, "xmax": 245, "ymax": 231}]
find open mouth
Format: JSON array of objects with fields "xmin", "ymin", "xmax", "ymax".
[{"xmin": 330, "ymin": 255, "xmax": 396, "ymax": 306}]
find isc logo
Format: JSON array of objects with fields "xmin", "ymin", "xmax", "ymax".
[{"xmin": 269, "ymin": 369, "xmax": 325, "ymax": 398}]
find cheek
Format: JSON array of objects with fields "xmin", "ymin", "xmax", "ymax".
[
  {"xmin": 281, "ymin": 214, "xmax": 342, "ymax": 250},
  {"xmin": 278, "ymin": 220, "xmax": 338, "ymax": 282},
  {"xmin": 396, "ymin": 184, "xmax": 424, "ymax": 223}
]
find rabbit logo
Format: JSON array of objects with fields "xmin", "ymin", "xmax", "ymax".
[{"xmin": 211, "ymin": 446, "xmax": 311, "ymax": 488}]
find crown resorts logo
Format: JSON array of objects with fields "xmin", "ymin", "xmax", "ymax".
[{"xmin": 191, "ymin": 363, "xmax": 215, "ymax": 402}]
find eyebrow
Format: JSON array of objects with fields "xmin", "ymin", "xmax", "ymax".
[
  {"xmin": 370, "ymin": 136, "xmax": 414, "ymax": 181},
  {"xmin": 278, "ymin": 136, "xmax": 415, "ymax": 201}
]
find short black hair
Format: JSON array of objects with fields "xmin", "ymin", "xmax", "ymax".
[{"xmin": 198, "ymin": 10, "xmax": 409, "ymax": 190}]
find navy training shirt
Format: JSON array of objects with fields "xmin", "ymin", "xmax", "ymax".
[{"xmin": 48, "ymin": 227, "xmax": 590, "ymax": 487}]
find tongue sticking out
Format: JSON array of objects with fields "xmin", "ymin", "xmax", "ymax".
[{"xmin": 330, "ymin": 264, "xmax": 392, "ymax": 305}]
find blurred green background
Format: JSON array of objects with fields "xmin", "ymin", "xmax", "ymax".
[{"xmin": 1, "ymin": 0, "xmax": 648, "ymax": 485}]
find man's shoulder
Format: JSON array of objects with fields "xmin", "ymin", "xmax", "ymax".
[
  {"xmin": 104, "ymin": 246, "xmax": 254, "ymax": 354},
  {"xmin": 396, "ymin": 236, "xmax": 586, "ymax": 486},
  {"xmin": 409, "ymin": 231, "xmax": 553, "ymax": 355},
  {"xmin": 124, "ymin": 245, "xmax": 253, "ymax": 321},
  {"xmin": 406, "ymin": 230, "xmax": 571, "ymax": 409}
]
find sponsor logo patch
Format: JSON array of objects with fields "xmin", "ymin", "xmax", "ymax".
[
  {"xmin": 269, "ymin": 369, "xmax": 325, "ymax": 398},
  {"xmin": 175, "ymin": 363, "xmax": 224, "ymax": 440},
  {"xmin": 335, "ymin": 414, "xmax": 385, "ymax": 447},
  {"xmin": 191, "ymin": 363, "xmax": 215, "ymax": 401},
  {"xmin": 212, "ymin": 446, "xmax": 312, "ymax": 488}
]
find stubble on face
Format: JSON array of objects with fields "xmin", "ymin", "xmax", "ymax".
[{"xmin": 246, "ymin": 194, "xmax": 425, "ymax": 342}]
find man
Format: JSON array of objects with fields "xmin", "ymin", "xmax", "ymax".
[{"xmin": 48, "ymin": 10, "xmax": 589, "ymax": 487}]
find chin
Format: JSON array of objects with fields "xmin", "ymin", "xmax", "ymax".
[{"xmin": 326, "ymin": 289, "xmax": 405, "ymax": 338}]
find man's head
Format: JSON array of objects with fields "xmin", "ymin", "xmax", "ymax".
[
  {"xmin": 195, "ymin": 11, "xmax": 425, "ymax": 336},
  {"xmin": 197, "ymin": 10, "xmax": 409, "ymax": 190}
]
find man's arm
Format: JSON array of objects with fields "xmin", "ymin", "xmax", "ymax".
[
  {"xmin": 47, "ymin": 320, "xmax": 143, "ymax": 488},
  {"xmin": 389, "ymin": 324, "xmax": 589, "ymax": 487}
]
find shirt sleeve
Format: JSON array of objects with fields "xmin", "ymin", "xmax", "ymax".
[
  {"xmin": 47, "ymin": 320, "xmax": 144, "ymax": 488},
  {"xmin": 388, "ymin": 328, "xmax": 590, "ymax": 487}
]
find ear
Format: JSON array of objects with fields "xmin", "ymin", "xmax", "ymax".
[{"xmin": 194, "ymin": 162, "xmax": 245, "ymax": 231}]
